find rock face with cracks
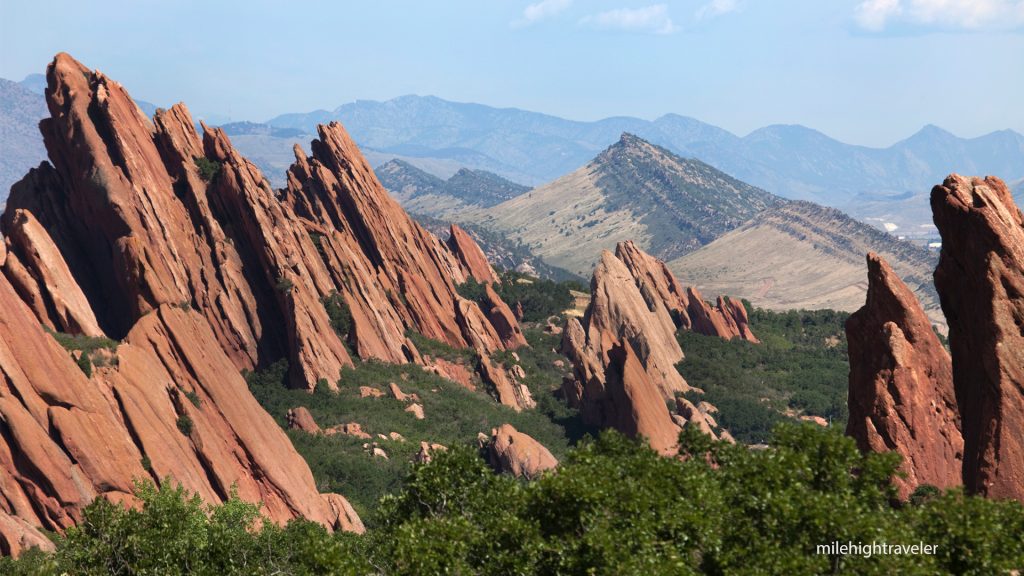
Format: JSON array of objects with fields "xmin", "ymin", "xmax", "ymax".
[
  {"xmin": 931, "ymin": 174, "xmax": 1024, "ymax": 501},
  {"xmin": 845, "ymin": 253, "xmax": 963, "ymax": 499},
  {"xmin": 0, "ymin": 53, "xmax": 522, "ymax": 554},
  {"xmin": 561, "ymin": 245, "xmax": 728, "ymax": 450}
]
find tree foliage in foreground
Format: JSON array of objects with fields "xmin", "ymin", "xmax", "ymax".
[{"xmin": 3, "ymin": 425, "xmax": 1022, "ymax": 575}]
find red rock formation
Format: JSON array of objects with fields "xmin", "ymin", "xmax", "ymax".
[
  {"xmin": 0, "ymin": 52, "xmax": 529, "ymax": 554},
  {"xmin": 447, "ymin": 224, "xmax": 499, "ymax": 284},
  {"xmin": 932, "ymin": 174, "xmax": 1024, "ymax": 500},
  {"xmin": 479, "ymin": 354, "xmax": 536, "ymax": 411},
  {"xmin": 560, "ymin": 249, "xmax": 720, "ymax": 448},
  {"xmin": 487, "ymin": 424, "xmax": 558, "ymax": 478},
  {"xmin": 606, "ymin": 343, "xmax": 683, "ymax": 455},
  {"xmin": 426, "ymin": 357, "xmax": 475, "ymax": 390},
  {"xmin": 287, "ymin": 407, "xmax": 321, "ymax": 434},
  {"xmin": 846, "ymin": 253, "xmax": 962, "ymax": 499},
  {"xmin": 2, "ymin": 209, "xmax": 102, "ymax": 336},
  {"xmin": 614, "ymin": 241, "xmax": 758, "ymax": 343},
  {"xmin": 482, "ymin": 283, "xmax": 528, "ymax": 349}
]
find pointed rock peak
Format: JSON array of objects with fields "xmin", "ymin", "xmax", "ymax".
[
  {"xmin": 912, "ymin": 124, "xmax": 956, "ymax": 140},
  {"xmin": 860, "ymin": 252, "xmax": 938, "ymax": 343},
  {"xmin": 846, "ymin": 252, "xmax": 960, "ymax": 499}
]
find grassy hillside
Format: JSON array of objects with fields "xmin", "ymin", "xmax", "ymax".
[
  {"xmin": 670, "ymin": 201, "xmax": 943, "ymax": 327},
  {"xmin": 479, "ymin": 133, "xmax": 780, "ymax": 275}
]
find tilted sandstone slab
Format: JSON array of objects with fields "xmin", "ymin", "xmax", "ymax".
[
  {"xmin": 0, "ymin": 52, "xmax": 531, "ymax": 553},
  {"xmin": 0, "ymin": 273, "xmax": 363, "ymax": 554},
  {"xmin": 487, "ymin": 423, "xmax": 558, "ymax": 479},
  {"xmin": 614, "ymin": 240, "xmax": 758, "ymax": 343},
  {"xmin": 605, "ymin": 342, "xmax": 683, "ymax": 455},
  {"xmin": 448, "ymin": 224, "xmax": 499, "ymax": 284},
  {"xmin": 561, "ymin": 248, "xmax": 719, "ymax": 448},
  {"xmin": 932, "ymin": 174, "xmax": 1024, "ymax": 500},
  {"xmin": 2, "ymin": 209, "xmax": 102, "ymax": 336},
  {"xmin": 846, "ymin": 253, "xmax": 962, "ymax": 499}
]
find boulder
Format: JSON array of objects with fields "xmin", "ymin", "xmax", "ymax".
[
  {"xmin": 358, "ymin": 386, "xmax": 384, "ymax": 398},
  {"xmin": 286, "ymin": 407, "xmax": 321, "ymax": 434},
  {"xmin": 405, "ymin": 403, "xmax": 425, "ymax": 420},
  {"xmin": 487, "ymin": 424, "xmax": 558, "ymax": 479}
]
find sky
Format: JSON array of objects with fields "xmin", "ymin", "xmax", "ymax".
[{"xmin": 1, "ymin": 0, "xmax": 1022, "ymax": 147}]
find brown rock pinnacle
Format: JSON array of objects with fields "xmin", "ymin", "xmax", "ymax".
[
  {"xmin": 846, "ymin": 253, "xmax": 962, "ymax": 498},
  {"xmin": 561, "ymin": 248, "xmax": 720, "ymax": 449},
  {"xmin": 932, "ymin": 174, "xmax": 1024, "ymax": 500}
]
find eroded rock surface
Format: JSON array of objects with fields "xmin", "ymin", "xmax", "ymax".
[
  {"xmin": 561, "ymin": 247, "xmax": 722, "ymax": 449},
  {"xmin": 0, "ymin": 53, "xmax": 528, "ymax": 554},
  {"xmin": 932, "ymin": 174, "xmax": 1024, "ymax": 500},
  {"xmin": 846, "ymin": 253, "xmax": 962, "ymax": 499}
]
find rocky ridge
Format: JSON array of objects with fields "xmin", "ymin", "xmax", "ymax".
[{"xmin": 0, "ymin": 54, "xmax": 526, "ymax": 554}]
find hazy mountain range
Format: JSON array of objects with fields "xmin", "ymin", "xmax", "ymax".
[
  {"xmin": 265, "ymin": 95, "xmax": 1024, "ymax": 214},
  {"xmin": 3, "ymin": 84, "xmax": 1021, "ymax": 236}
]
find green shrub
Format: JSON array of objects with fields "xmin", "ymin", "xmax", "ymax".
[
  {"xmin": 456, "ymin": 270, "xmax": 584, "ymax": 323},
  {"xmin": 75, "ymin": 353, "xmax": 93, "ymax": 378},
  {"xmin": 323, "ymin": 291, "xmax": 353, "ymax": 339},
  {"xmin": 176, "ymin": 415, "xmax": 194, "ymax": 436},
  {"xmin": 677, "ymin": 307, "xmax": 850, "ymax": 443},
  {"xmin": 5, "ymin": 427, "xmax": 1023, "ymax": 574},
  {"xmin": 275, "ymin": 276, "xmax": 295, "ymax": 294},
  {"xmin": 194, "ymin": 156, "xmax": 221, "ymax": 182}
]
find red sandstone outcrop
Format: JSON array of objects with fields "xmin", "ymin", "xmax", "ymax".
[
  {"xmin": 487, "ymin": 424, "xmax": 558, "ymax": 478},
  {"xmin": 846, "ymin": 253, "xmax": 962, "ymax": 499},
  {"xmin": 2, "ymin": 209, "xmax": 102, "ymax": 337},
  {"xmin": 425, "ymin": 357, "xmax": 475, "ymax": 390},
  {"xmin": 287, "ymin": 407, "xmax": 322, "ymax": 434},
  {"xmin": 447, "ymin": 224, "xmax": 499, "ymax": 284},
  {"xmin": 932, "ymin": 175, "xmax": 1024, "ymax": 500},
  {"xmin": 0, "ymin": 53, "xmax": 528, "ymax": 554},
  {"xmin": 479, "ymin": 353, "xmax": 536, "ymax": 411},
  {"xmin": 614, "ymin": 241, "xmax": 758, "ymax": 342},
  {"xmin": 482, "ymin": 283, "xmax": 528, "ymax": 349},
  {"xmin": 561, "ymin": 248, "xmax": 721, "ymax": 449}
]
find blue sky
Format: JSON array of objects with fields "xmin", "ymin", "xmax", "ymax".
[{"xmin": 1, "ymin": 0, "xmax": 1021, "ymax": 146}]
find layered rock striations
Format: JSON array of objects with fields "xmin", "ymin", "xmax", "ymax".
[
  {"xmin": 845, "ymin": 253, "xmax": 962, "ymax": 499},
  {"xmin": 615, "ymin": 240, "xmax": 758, "ymax": 342},
  {"xmin": 931, "ymin": 175, "xmax": 1024, "ymax": 500},
  {"xmin": 0, "ymin": 53, "xmax": 524, "ymax": 553},
  {"xmin": 561, "ymin": 247, "xmax": 723, "ymax": 451}
]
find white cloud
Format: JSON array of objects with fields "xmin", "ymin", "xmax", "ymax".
[
  {"xmin": 581, "ymin": 4, "xmax": 679, "ymax": 34},
  {"xmin": 513, "ymin": 0, "xmax": 572, "ymax": 27},
  {"xmin": 855, "ymin": 0, "xmax": 902, "ymax": 31},
  {"xmin": 696, "ymin": 0, "xmax": 739, "ymax": 21},
  {"xmin": 854, "ymin": 0, "xmax": 1024, "ymax": 31}
]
